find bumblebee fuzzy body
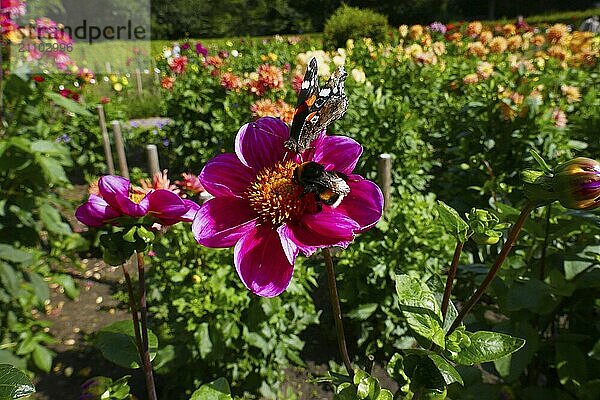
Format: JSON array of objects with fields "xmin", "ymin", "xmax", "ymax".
[{"xmin": 294, "ymin": 162, "xmax": 350, "ymax": 209}]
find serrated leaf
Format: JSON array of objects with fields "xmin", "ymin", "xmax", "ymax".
[
  {"xmin": 0, "ymin": 364, "xmax": 35, "ymax": 399},
  {"xmin": 447, "ymin": 331, "xmax": 525, "ymax": 365},
  {"xmin": 94, "ymin": 320, "xmax": 158, "ymax": 369},
  {"xmin": 189, "ymin": 377, "xmax": 232, "ymax": 400},
  {"xmin": 38, "ymin": 203, "xmax": 71, "ymax": 236},
  {"xmin": 436, "ymin": 201, "xmax": 470, "ymax": 242},
  {"xmin": 36, "ymin": 156, "xmax": 67, "ymax": 184},
  {"xmin": 27, "ymin": 272, "xmax": 49, "ymax": 304},
  {"xmin": 0, "ymin": 263, "xmax": 19, "ymax": 297},
  {"xmin": 0, "ymin": 245, "xmax": 32, "ymax": 264}
]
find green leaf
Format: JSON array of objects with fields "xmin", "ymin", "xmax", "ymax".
[
  {"xmin": 0, "ymin": 263, "xmax": 19, "ymax": 297},
  {"xmin": 447, "ymin": 331, "xmax": 525, "ymax": 365},
  {"xmin": 347, "ymin": 303, "xmax": 378, "ymax": 320},
  {"xmin": 0, "ymin": 353, "xmax": 26, "ymax": 372},
  {"xmin": 31, "ymin": 345, "xmax": 53, "ymax": 373},
  {"xmin": 505, "ymin": 280, "xmax": 555, "ymax": 314},
  {"xmin": 0, "ymin": 364, "xmax": 35, "ymax": 399},
  {"xmin": 45, "ymin": 92, "xmax": 93, "ymax": 117},
  {"xmin": 427, "ymin": 354, "xmax": 463, "ymax": 386},
  {"xmin": 189, "ymin": 377, "xmax": 232, "ymax": 400},
  {"xmin": 122, "ymin": 227, "xmax": 138, "ymax": 243},
  {"xmin": 556, "ymin": 342, "xmax": 588, "ymax": 386},
  {"xmin": 36, "ymin": 156, "xmax": 68, "ymax": 184},
  {"xmin": 529, "ymin": 149, "xmax": 552, "ymax": 173},
  {"xmin": 375, "ymin": 390, "xmax": 393, "ymax": 400},
  {"xmin": 563, "ymin": 245, "xmax": 600, "ymax": 280},
  {"xmin": 395, "ymin": 274, "xmax": 445, "ymax": 348},
  {"xmin": 52, "ymin": 275, "xmax": 79, "ymax": 300},
  {"xmin": 38, "ymin": 203, "xmax": 72, "ymax": 236},
  {"xmin": 27, "ymin": 272, "xmax": 49, "ymax": 305},
  {"xmin": 435, "ymin": 201, "xmax": 470, "ymax": 242},
  {"xmin": 94, "ymin": 320, "xmax": 158, "ymax": 369},
  {"xmin": 197, "ymin": 323, "xmax": 213, "ymax": 359},
  {"xmin": 30, "ymin": 141, "xmax": 67, "ymax": 156},
  {"xmin": 0, "ymin": 245, "xmax": 32, "ymax": 264},
  {"xmin": 136, "ymin": 226, "xmax": 155, "ymax": 243}
]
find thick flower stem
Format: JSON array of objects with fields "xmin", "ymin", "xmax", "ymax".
[
  {"xmin": 441, "ymin": 241, "xmax": 464, "ymax": 322},
  {"xmin": 121, "ymin": 264, "xmax": 144, "ymax": 365},
  {"xmin": 447, "ymin": 202, "xmax": 535, "ymax": 336},
  {"xmin": 136, "ymin": 251, "xmax": 157, "ymax": 400},
  {"xmin": 323, "ymin": 248, "xmax": 354, "ymax": 377}
]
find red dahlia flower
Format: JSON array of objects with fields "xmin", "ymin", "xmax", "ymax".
[
  {"xmin": 168, "ymin": 56, "xmax": 188, "ymax": 74},
  {"xmin": 192, "ymin": 117, "xmax": 383, "ymax": 297},
  {"xmin": 76, "ymin": 175, "xmax": 199, "ymax": 227}
]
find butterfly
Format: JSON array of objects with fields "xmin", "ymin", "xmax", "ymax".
[{"xmin": 284, "ymin": 57, "xmax": 349, "ymax": 154}]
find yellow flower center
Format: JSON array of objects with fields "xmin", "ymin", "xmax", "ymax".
[
  {"xmin": 247, "ymin": 161, "xmax": 309, "ymax": 226},
  {"xmin": 129, "ymin": 189, "xmax": 146, "ymax": 204}
]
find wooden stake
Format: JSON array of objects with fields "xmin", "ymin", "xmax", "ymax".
[
  {"xmin": 378, "ymin": 153, "xmax": 392, "ymax": 211},
  {"xmin": 96, "ymin": 105, "xmax": 115, "ymax": 175},
  {"xmin": 111, "ymin": 121, "xmax": 129, "ymax": 179},
  {"xmin": 135, "ymin": 68, "xmax": 143, "ymax": 95},
  {"xmin": 146, "ymin": 145, "xmax": 160, "ymax": 177},
  {"xmin": 105, "ymin": 61, "xmax": 112, "ymax": 74}
]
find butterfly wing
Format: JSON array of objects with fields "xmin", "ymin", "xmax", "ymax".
[
  {"xmin": 286, "ymin": 58, "xmax": 319, "ymax": 152},
  {"xmin": 291, "ymin": 66, "xmax": 349, "ymax": 153}
]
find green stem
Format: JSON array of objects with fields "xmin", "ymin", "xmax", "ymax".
[
  {"xmin": 323, "ymin": 248, "xmax": 354, "ymax": 377},
  {"xmin": 121, "ymin": 264, "xmax": 143, "ymax": 360},
  {"xmin": 540, "ymin": 204, "xmax": 552, "ymax": 280},
  {"xmin": 441, "ymin": 241, "xmax": 464, "ymax": 322},
  {"xmin": 136, "ymin": 251, "xmax": 157, "ymax": 400},
  {"xmin": 447, "ymin": 202, "xmax": 535, "ymax": 335}
]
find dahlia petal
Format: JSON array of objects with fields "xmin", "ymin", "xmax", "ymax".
[
  {"xmin": 192, "ymin": 197, "xmax": 258, "ymax": 247},
  {"xmin": 289, "ymin": 208, "xmax": 359, "ymax": 248},
  {"xmin": 75, "ymin": 194, "xmax": 121, "ymax": 227},
  {"xmin": 98, "ymin": 175, "xmax": 149, "ymax": 217},
  {"xmin": 97, "ymin": 175, "xmax": 130, "ymax": 207},
  {"xmin": 278, "ymin": 224, "xmax": 318, "ymax": 257},
  {"xmin": 337, "ymin": 175, "xmax": 384, "ymax": 232},
  {"xmin": 180, "ymin": 199, "xmax": 201, "ymax": 222},
  {"xmin": 235, "ymin": 117, "xmax": 289, "ymax": 171},
  {"xmin": 234, "ymin": 225, "xmax": 294, "ymax": 297},
  {"xmin": 147, "ymin": 189, "xmax": 188, "ymax": 217},
  {"xmin": 199, "ymin": 153, "xmax": 254, "ymax": 198},
  {"xmin": 155, "ymin": 199, "xmax": 200, "ymax": 226},
  {"xmin": 113, "ymin": 193, "xmax": 150, "ymax": 218},
  {"xmin": 277, "ymin": 225, "xmax": 301, "ymax": 264},
  {"xmin": 312, "ymin": 135, "xmax": 362, "ymax": 175}
]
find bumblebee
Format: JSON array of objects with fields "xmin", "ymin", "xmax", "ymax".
[{"xmin": 294, "ymin": 161, "xmax": 350, "ymax": 209}]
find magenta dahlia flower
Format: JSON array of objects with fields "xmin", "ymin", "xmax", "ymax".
[
  {"xmin": 192, "ymin": 117, "xmax": 383, "ymax": 297},
  {"xmin": 76, "ymin": 175, "xmax": 200, "ymax": 227}
]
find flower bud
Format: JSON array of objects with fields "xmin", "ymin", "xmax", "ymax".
[
  {"xmin": 467, "ymin": 208, "xmax": 509, "ymax": 245},
  {"xmin": 523, "ymin": 154, "xmax": 600, "ymax": 210},
  {"xmin": 552, "ymin": 157, "xmax": 600, "ymax": 210}
]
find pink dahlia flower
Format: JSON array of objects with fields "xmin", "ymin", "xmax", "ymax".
[
  {"xmin": 76, "ymin": 175, "xmax": 200, "ymax": 227},
  {"xmin": 192, "ymin": 117, "xmax": 383, "ymax": 297}
]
